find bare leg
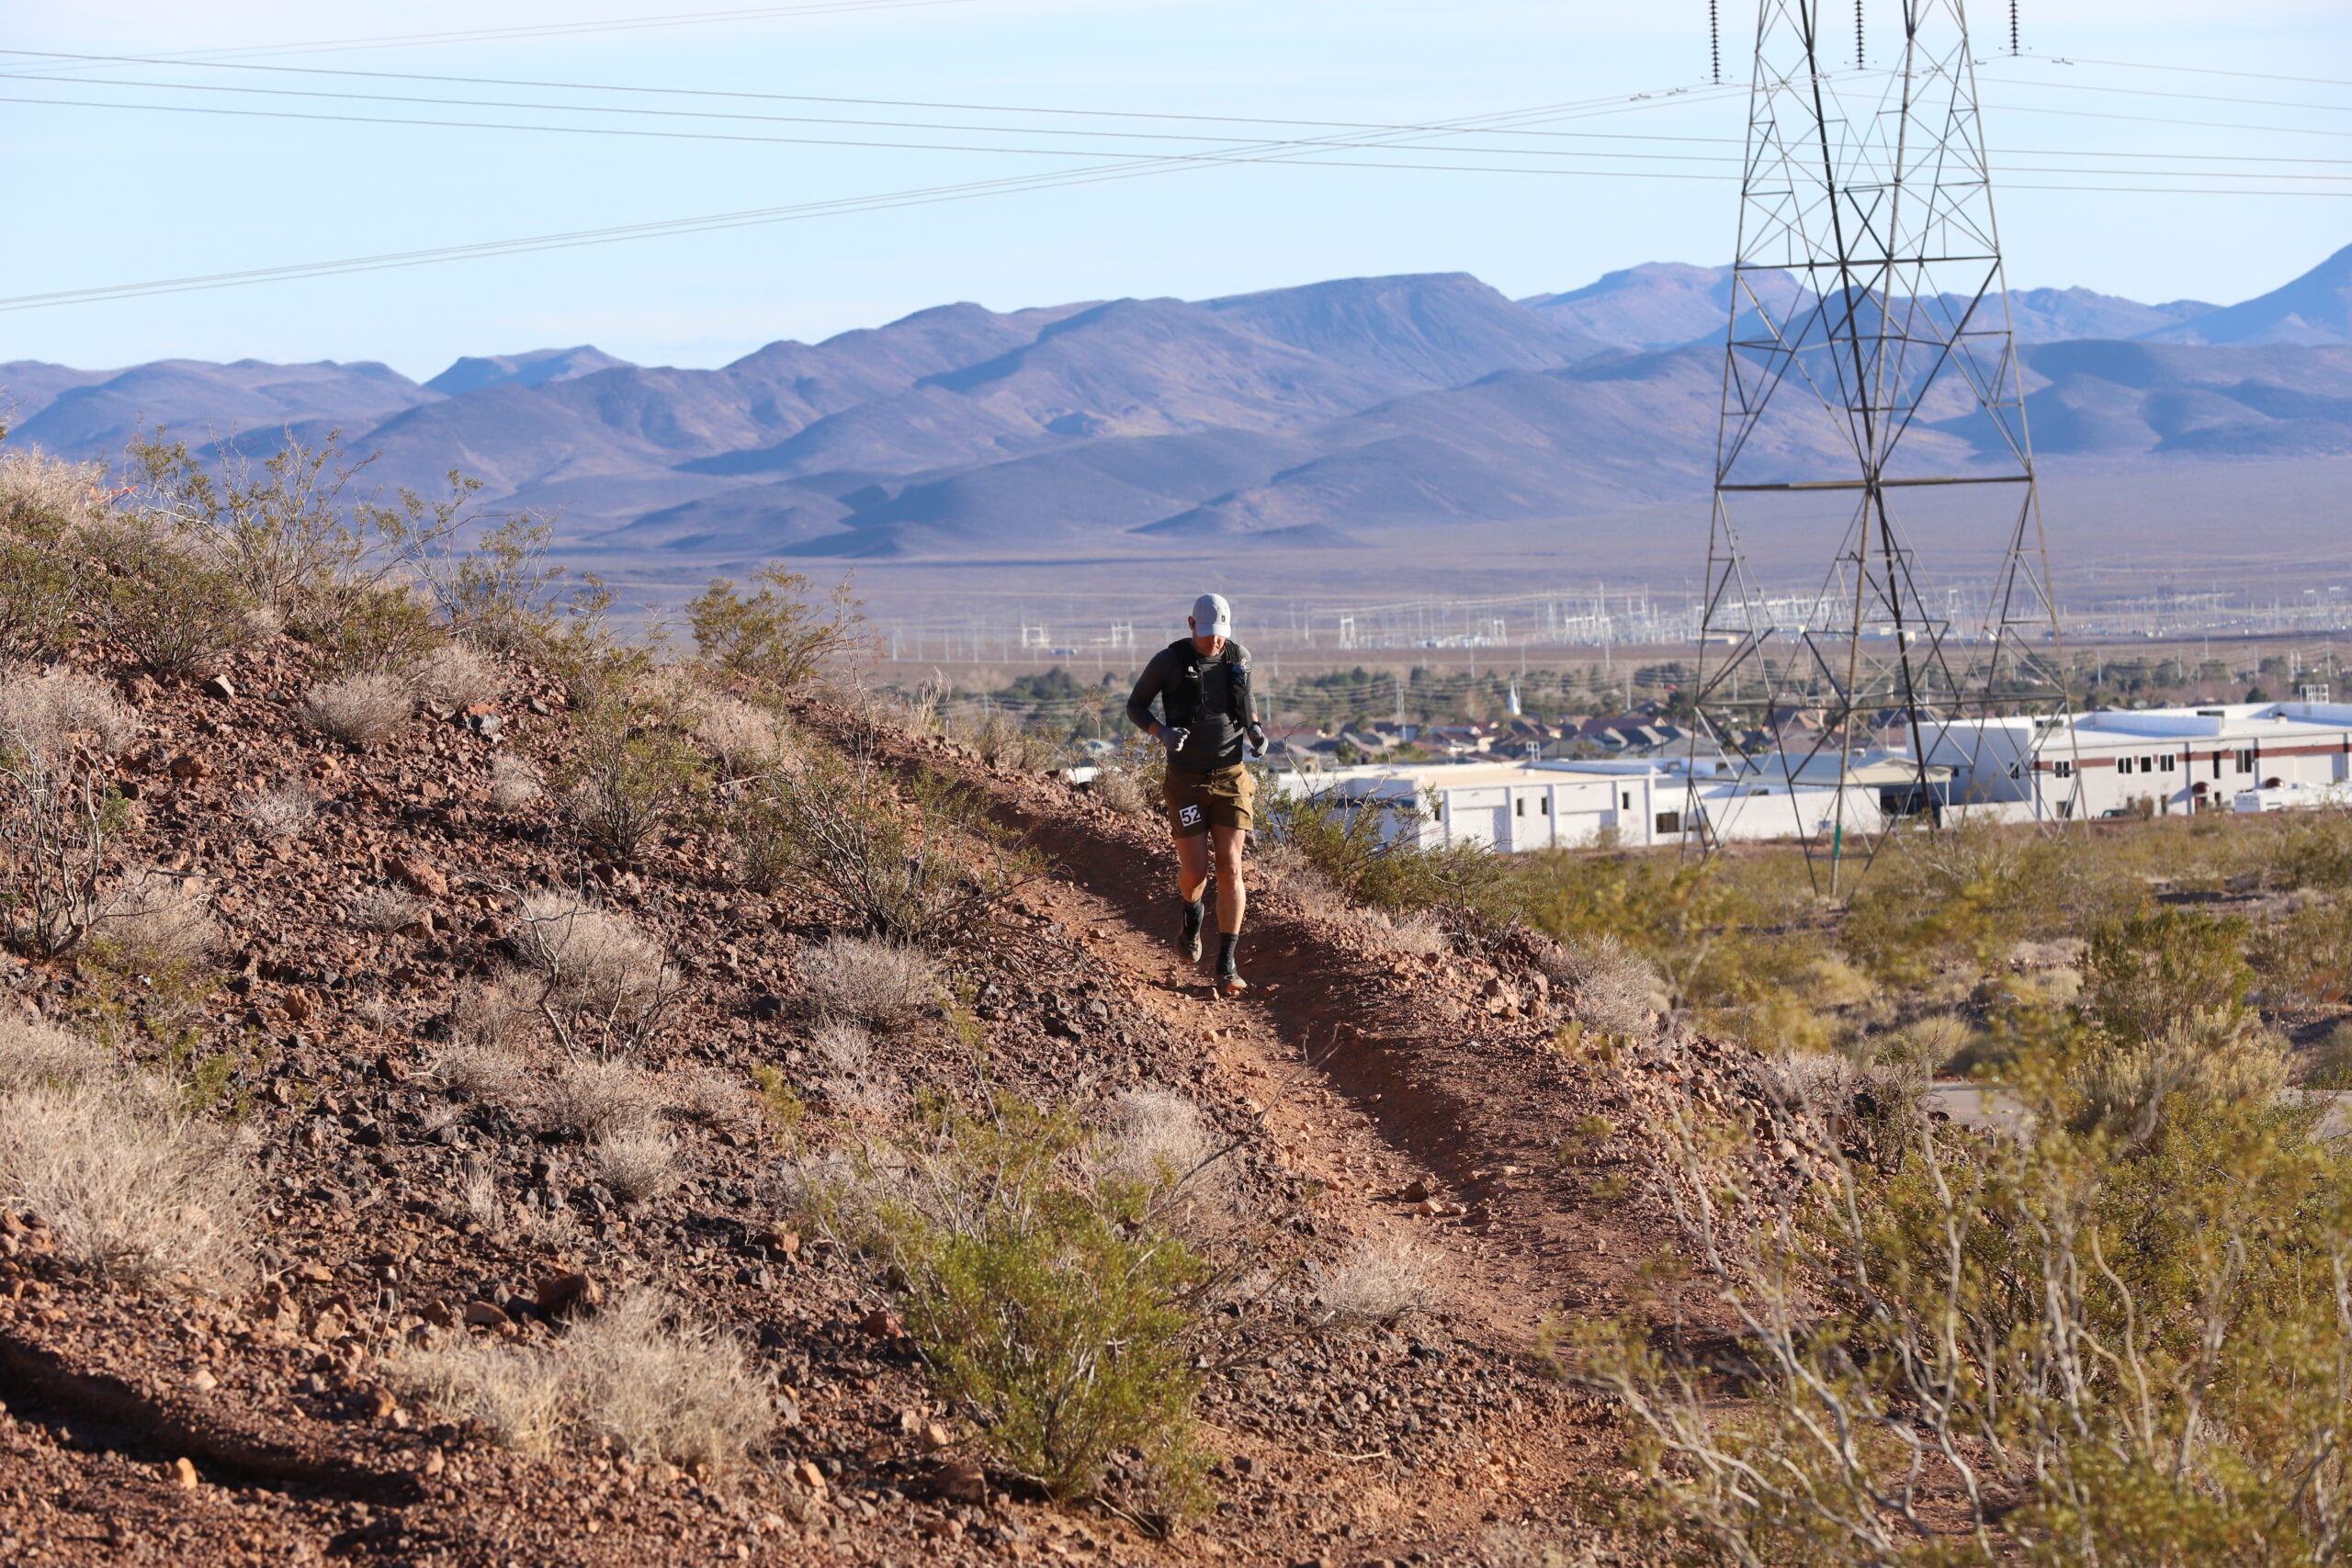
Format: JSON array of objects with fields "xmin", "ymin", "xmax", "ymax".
[
  {"xmin": 1210, "ymin": 824, "xmax": 1248, "ymax": 935},
  {"xmin": 1172, "ymin": 830, "xmax": 1211, "ymax": 905}
]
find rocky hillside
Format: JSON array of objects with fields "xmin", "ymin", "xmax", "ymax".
[{"xmin": 0, "ymin": 585, "xmax": 1835, "ymax": 1565}]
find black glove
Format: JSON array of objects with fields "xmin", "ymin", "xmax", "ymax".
[
  {"xmin": 1159, "ymin": 724, "xmax": 1191, "ymax": 757},
  {"xmin": 1246, "ymin": 723, "xmax": 1267, "ymax": 759}
]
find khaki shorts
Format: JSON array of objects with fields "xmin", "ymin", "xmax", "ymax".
[{"xmin": 1162, "ymin": 764, "xmax": 1256, "ymax": 839}]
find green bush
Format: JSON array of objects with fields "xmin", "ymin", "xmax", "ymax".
[
  {"xmin": 1258, "ymin": 779, "xmax": 1508, "ymax": 917},
  {"xmin": 1567, "ymin": 1028, "xmax": 2352, "ymax": 1568},
  {"xmin": 832, "ymin": 1095, "xmax": 1210, "ymax": 1512},
  {"xmin": 686, "ymin": 565, "xmax": 865, "ymax": 690},
  {"xmin": 2081, "ymin": 904, "xmax": 2253, "ymax": 1047},
  {"xmin": 554, "ymin": 705, "xmax": 707, "ymax": 865},
  {"xmin": 724, "ymin": 744, "xmax": 1031, "ymax": 948}
]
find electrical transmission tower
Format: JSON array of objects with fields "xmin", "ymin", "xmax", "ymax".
[{"xmin": 1689, "ymin": 0, "xmax": 2070, "ymax": 891}]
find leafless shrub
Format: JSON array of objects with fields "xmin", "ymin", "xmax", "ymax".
[
  {"xmin": 489, "ymin": 752, "xmax": 543, "ymax": 810},
  {"xmin": 408, "ymin": 640, "xmax": 501, "ymax": 707},
  {"xmin": 0, "ymin": 1014, "xmax": 114, "ymax": 1091},
  {"xmin": 1535, "ymin": 932, "xmax": 1663, "ymax": 1040},
  {"xmin": 594, "ymin": 1129, "xmax": 678, "ymax": 1202},
  {"xmin": 0, "ymin": 665, "xmax": 141, "ymax": 758},
  {"xmin": 798, "ymin": 935, "xmax": 934, "ymax": 1027},
  {"xmin": 0, "ymin": 1084, "xmax": 251, "ymax": 1290},
  {"xmin": 694, "ymin": 694, "xmax": 791, "ymax": 779},
  {"xmin": 1312, "ymin": 1232, "xmax": 1438, "ymax": 1326},
  {"xmin": 508, "ymin": 891, "xmax": 677, "ymax": 1050},
  {"xmin": 346, "ymin": 885, "xmax": 426, "ymax": 934},
  {"xmin": 237, "ymin": 781, "xmax": 317, "ymax": 839},
  {"xmin": 302, "ymin": 671, "xmax": 413, "ymax": 749},
  {"xmin": 539, "ymin": 1057, "xmax": 661, "ymax": 1141},
  {"xmin": 390, "ymin": 1288, "xmax": 775, "ymax": 1474},
  {"xmin": 97, "ymin": 873, "xmax": 221, "ymax": 971},
  {"xmin": 1087, "ymin": 735, "xmax": 1160, "ymax": 818}
]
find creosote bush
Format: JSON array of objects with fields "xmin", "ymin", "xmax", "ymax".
[
  {"xmin": 555, "ymin": 705, "xmax": 705, "ymax": 864},
  {"xmin": 686, "ymin": 564, "xmax": 865, "ymax": 690},
  {"xmin": 1260, "ymin": 778, "xmax": 1508, "ymax": 918},
  {"xmin": 726, "ymin": 743, "xmax": 1032, "ymax": 948},
  {"xmin": 390, "ymin": 1289, "xmax": 776, "ymax": 1476},
  {"xmin": 819, "ymin": 1094, "xmax": 1212, "ymax": 1512}
]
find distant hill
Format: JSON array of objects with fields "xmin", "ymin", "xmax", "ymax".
[{"xmin": 5, "ymin": 250, "xmax": 2350, "ymax": 564}]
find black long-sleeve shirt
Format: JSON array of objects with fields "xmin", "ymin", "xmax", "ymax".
[{"xmin": 1125, "ymin": 640, "xmax": 1252, "ymax": 773}]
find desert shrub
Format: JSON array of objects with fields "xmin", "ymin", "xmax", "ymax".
[
  {"xmin": 825, "ymin": 1095, "xmax": 1211, "ymax": 1510},
  {"xmin": 450, "ymin": 973, "xmax": 540, "ymax": 1054},
  {"xmin": 0, "ymin": 450, "xmax": 101, "ymax": 660},
  {"xmin": 950, "ymin": 707, "xmax": 1064, "ymax": 773},
  {"xmin": 390, "ymin": 1289, "xmax": 775, "ymax": 1475},
  {"xmin": 664, "ymin": 1068, "xmax": 750, "ymax": 1129},
  {"xmin": 2081, "ymin": 904, "xmax": 2253, "ymax": 1047},
  {"xmin": 685, "ymin": 565, "xmax": 864, "ymax": 691},
  {"xmin": 693, "ymin": 694, "xmax": 791, "ymax": 779},
  {"xmin": 346, "ymin": 885, "xmax": 425, "ymax": 934},
  {"xmin": 1311, "ymin": 1233, "xmax": 1437, "ymax": 1326},
  {"xmin": 0, "ymin": 1077, "xmax": 250, "ymax": 1289},
  {"xmin": 2305, "ymin": 1021, "xmax": 2352, "ymax": 1089},
  {"xmin": 488, "ymin": 752, "xmax": 543, "ymax": 810},
  {"xmin": 408, "ymin": 640, "xmax": 501, "ymax": 707},
  {"xmin": 0, "ymin": 665, "xmax": 141, "ymax": 758},
  {"xmin": 416, "ymin": 517, "xmax": 563, "ymax": 654},
  {"xmin": 2249, "ymin": 895, "xmax": 2352, "ymax": 1008},
  {"xmin": 1260, "ymin": 779, "xmax": 1510, "ymax": 918},
  {"xmin": 237, "ymin": 782, "xmax": 316, "ymax": 839},
  {"xmin": 0, "ymin": 719, "xmax": 139, "ymax": 959},
  {"xmin": 506, "ymin": 892, "xmax": 677, "ymax": 1053},
  {"xmin": 537, "ymin": 1057, "xmax": 660, "ymax": 1141},
  {"xmin": 125, "ymin": 429, "xmax": 467, "ymax": 666},
  {"xmin": 1569, "ymin": 1032, "xmax": 2352, "ymax": 1568},
  {"xmin": 593, "ymin": 1129, "xmax": 678, "ymax": 1202},
  {"xmin": 727, "ymin": 744, "xmax": 1032, "ymax": 948},
  {"xmin": 2263, "ymin": 807, "xmax": 2352, "ymax": 892},
  {"xmin": 432, "ymin": 1042, "xmax": 530, "ymax": 1104},
  {"xmin": 808, "ymin": 1021, "xmax": 899, "ymax": 1117},
  {"xmin": 1100, "ymin": 1089, "xmax": 1221, "ymax": 1193},
  {"xmin": 302, "ymin": 671, "xmax": 413, "ymax": 749},
  {"xmin": 556, "ymin": 705, "xmax": 705, "ymax": 863},
  {"xmin": 1844, "ymin": 820, "xmax": 2081, "ymax": 984},
  {"xmin": 799, "ymin": 935, "xmax": 934, "ymax": 1027},
  {"xmin": 76, "ymin": 512, "xmax": 251, "ymax": 677}
]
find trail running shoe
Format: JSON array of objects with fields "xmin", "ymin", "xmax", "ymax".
[
  {"xmin": 1216, "ymin": 967, "xmax": 1249, "ymax": 998},
  {"xmin": 1180, "ymin": 899, "xmax": 1205, "ymax": 963}
]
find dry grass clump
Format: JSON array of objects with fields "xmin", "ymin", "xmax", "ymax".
[
  {"xmin": 538, "ymin": 1057, "xmax": 660, "ymax": 1141},
  {"xmin": 1102, "ymin": 1089, "xmax": 1220, "ymax": 1192},
  {"xmin": 509, "ymin": 891, "xmax": 673, "ymax": 1029},
  {"xmin": 0, "ymin": 1014, "xmax": 114, "ymax": 1091},
  {"xmin": 798, "ymin": 935, "xmax": 934, "ymax": 1027},
  {"xmin": 97, "ymin": 873, "xmax": 221, "ymax": 970},
  {"xmin": 1312, "ymin": 1232, "xmax": 1438, "ymax": 1326},
  {"xmin": 390, "ymin": 1289, "xmax": 775, "ymax": 1475},
  {"xmin": 1277, "ymin": 859, "xmax": 1453, "ymax": 958},
  {"xmin": 489, "ymin": 752, "xmax": 543, "ymax": 810},
  {"xmin": 0, "ymin": 663, "xmax": 141, "ymax": 757},
  {"xmin": 694, "ymin": 694, "xmax": 791, "ymax": 778},
  {"xmin": 301, "ymin": 671, "xmax": 413, "ymax": 749},
  {"xmin": 347, "ymin": 885, "xmax": 426, "ymax": 934},
  {"xmin": 1536, "ymin": 931, "xmax": 1663, "ymax": 1041},
  {"xmin": 451, "ymin": 974, "xmax": 540, "ymax": 1052},
  {"xmin": 433, "ymin": 1042, "xmax": 532, "ymax": 1105},
  {"xmin": 808, "ymin": 1020, "xmax": 899, "ymax": 1117},
  {"xmin": 0, "ymin": 447, "xmax": 107, "ymax": 529},
  {"xmin": 237, "ymin": 781, "xmax": 317, "ymax": 839},
  {"xmin": 594, "ymin": 1129, "xmax": 678, "ymax": 1202},
  {"xmin": 663, "ymin": 1068, "xmax": 750, "ymax": 1129},
  {"xmin": 0, "ymin": 1014, "xmax": 251, "ymax": 1292},
  {"xmin": 408, "ymin": 641, "xmax": 501, "ymax": 707}
]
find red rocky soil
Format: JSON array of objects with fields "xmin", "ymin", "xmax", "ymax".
[{"xmin": 0, "ymin": 646, "xmax": 1784, "ymax": 1567}]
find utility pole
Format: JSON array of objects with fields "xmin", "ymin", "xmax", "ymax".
[{"xmin": 1687, "ymin": 0, "xmax": 2070, "ymax": 891}]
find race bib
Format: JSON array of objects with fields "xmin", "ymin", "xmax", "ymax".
[{"xmin": 1178, "ymin": 804, "xmax": 1204, "ymax": 827}]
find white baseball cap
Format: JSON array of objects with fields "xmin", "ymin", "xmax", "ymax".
[{"xmin": 1190, "ymin": 592, "xmax": 1232, "ymax": 637}]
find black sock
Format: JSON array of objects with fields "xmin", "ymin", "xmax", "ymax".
[
  {"xmin": 1182, "ymin": 899, "xmax": 1205, "ymax": 942},
  {"xmin": 1216, "ymin": 931, "xmax": 1240, "ymax": 975}
]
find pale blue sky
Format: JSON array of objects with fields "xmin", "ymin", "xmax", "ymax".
[{"xmin": 6, "ymin": 0, "xmax": 2350, "ymax": 378}]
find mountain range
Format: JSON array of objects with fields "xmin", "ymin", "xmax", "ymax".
[{"xmin": 6, "ymin": 244, "xmax": 2352, "ymax": 566}]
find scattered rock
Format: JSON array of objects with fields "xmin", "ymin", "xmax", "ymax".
[
  {"xmin": 171, "ymin": 1457, "xmax": 198, "ymax": 1491},
  {"xmin": 750, "ymin": 993, "xmax": 786, "ymax": 1021},
  {"xmin": 199, "ymin": 676, "xmax": 236, "ymax": 702},
  {"xmin": 927, "ymin": 1456, "xmax": 987, "ymax": 1505},
  {"xmin": 462, "ymin": 1301, "xmax": 514, "ymax": 1331},
  {"xmin": 166, "ymin": 753, "xmax": 208, "ymax": 782},
  {"xmin": 387, "ymin": 856, "xmax": 448, "ymax": 898},
  {"xmin": 535, "ymin": 1271, "xmax": 602, "ymax": 1320},
  {"xmin": 858, "ymin": 1308, "xmax": 905, "ymax": 1340}
]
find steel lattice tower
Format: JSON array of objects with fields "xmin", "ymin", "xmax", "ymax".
[{"xmin": 1690, "ymin": 0, "xmax": 2070, "ymax": 888}]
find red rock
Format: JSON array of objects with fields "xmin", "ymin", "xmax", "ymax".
[
  {"xmin": 387, "ymin": 856, "xmax": 447, "ymax": 897},
  {"xmin": 167, "ymin": 753, "xmax": 209, "ymax": 782},
  {"xmin": 535, "ymin": 1271, "xmax": 603, "ymax": 1320},
  {"xmin": 858, "ymin": 1307, "xmax": 905, "ymax": 1339},
  {"xmin": 462, "ymin": 1301, "xmax": 514, "ymax": 1330},
  {"xmin": 927, "ymin": 1456, "xmax": 987, "ymax": 1504},
  {"xmin": 171, "ymin": 1457, "xmax": 198, "ymax": 1490},
  {"xmin": 200, "ymin": 676, "xmax": 237, "ymax": 702}
]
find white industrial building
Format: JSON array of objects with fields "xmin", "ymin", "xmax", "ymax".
[
  {"xmin": 1263, "ymin": 699, "xmax": 2352, "ymax": 852},
  {"xmin": 1929, "ymin": 700, "xmax": 2352, "ymax": 822}
]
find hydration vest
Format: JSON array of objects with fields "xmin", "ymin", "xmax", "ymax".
[{"xmin": 1159, "ymin": 638, "xmax": 1251, "ymax": 729}]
